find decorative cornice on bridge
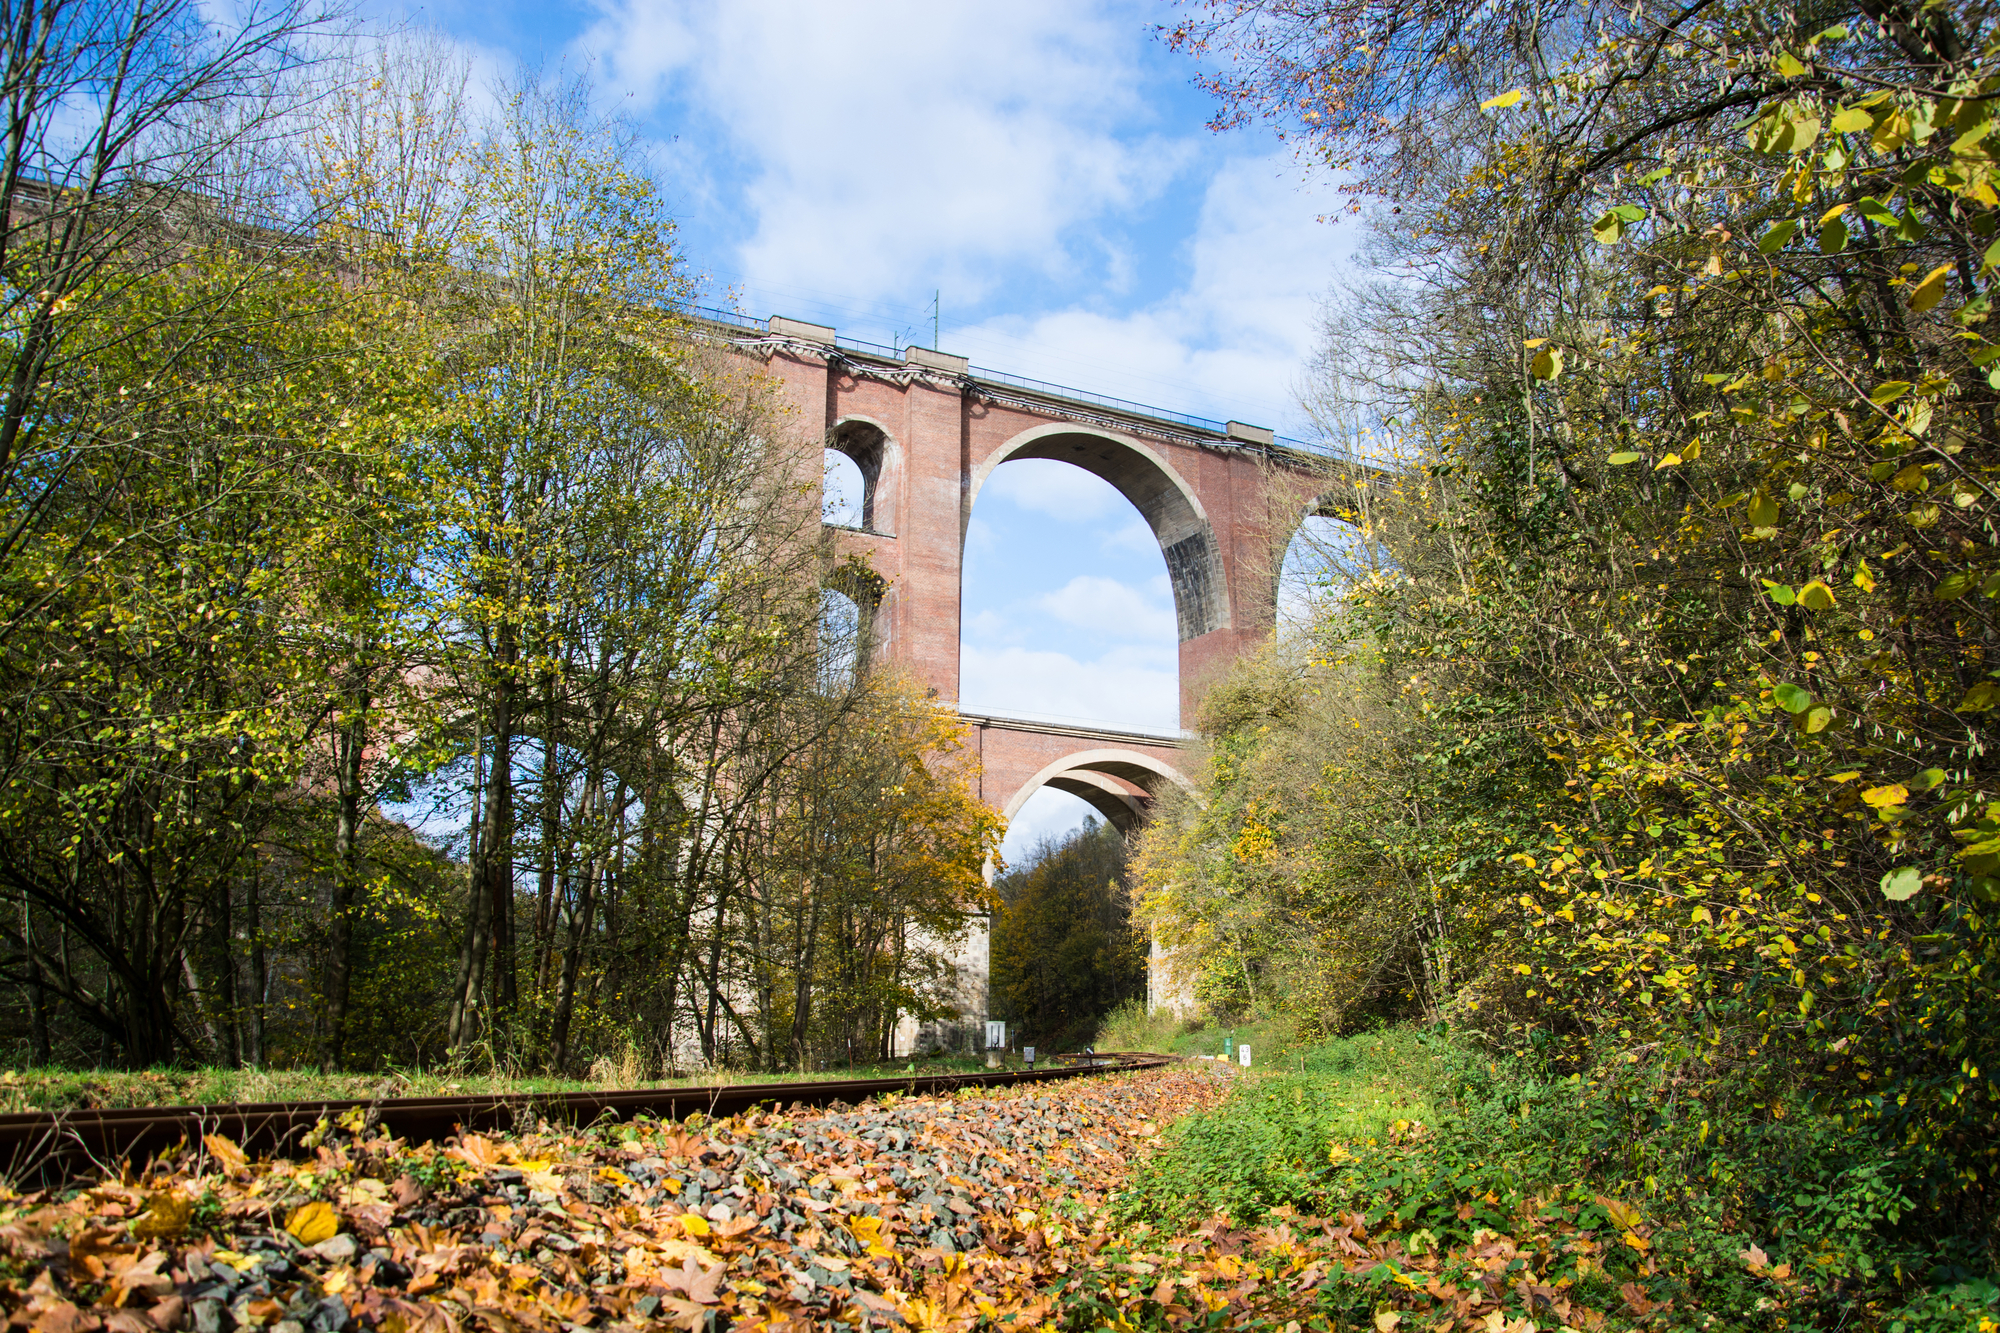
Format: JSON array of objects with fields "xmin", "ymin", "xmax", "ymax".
[
  {"xmin": 682, "ymin": 306, "xmax": 1353, "ymax": 474},
  {"xmin": 953, "ymin": 708, "xmax": 1190, "ymax": 751}
]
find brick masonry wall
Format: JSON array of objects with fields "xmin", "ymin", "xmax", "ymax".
[
  {"xmin": 766, "ymin": 346, "xmax": 1285, "ymax": 726},
  {"xmin": 757, "ymin": 340, "xmax": 1292, "ymax": 1035}
]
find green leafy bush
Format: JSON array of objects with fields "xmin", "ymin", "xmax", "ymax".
[{"xmin": 1122, "ymin": 1028, "xmax": 1996, "ymax": 1327}]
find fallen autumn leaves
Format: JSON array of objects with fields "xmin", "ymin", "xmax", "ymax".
[{"xmin": 0, "ymin": 1065, "xmax": 1235, "ymax": 1333}]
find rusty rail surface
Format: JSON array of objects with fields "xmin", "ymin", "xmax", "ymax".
[{"xmin": 1, "ymin": 1052, "xmax": 1175, "ymax": 1185}]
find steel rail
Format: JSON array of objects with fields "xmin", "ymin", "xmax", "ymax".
[{"xmin": 1, "ymin": 1053, "xmax": 1174, "ymax": 1185}]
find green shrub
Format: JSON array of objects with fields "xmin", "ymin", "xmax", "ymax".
[
  {"xmin": 1121, "ymin": 1026, "xmax": 1997, "ymax": 1328},
  {"xmin": 1092, "ymin": 998, "xmax": 1181, "ymax": 1054}
]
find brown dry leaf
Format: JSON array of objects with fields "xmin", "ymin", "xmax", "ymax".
[
  {"xmin": 658, "ymin": 1131, "xmax": 706, "ymax": 1160},
  {"xmin": 344, "ymin": 1201, "xmax": 394, "ymax": 1238},
  {"xmin": 658, "ymin": 1256, "xmax": 724, "ymax": 1305},
  {"xmin": 30, "ymin": 1300, "xmax": 98, "ymax": 1333},
  {"xmin": 655, "ymin": 1295, "xmax": 709, "ymax": 1331},
  {"xmin": 201, "ymin": 1135, "xmax": 247, "ymax": 1176},
  {"xmin": 445, "ymin": 1134, "xmax": 503, "ymax": 1168},
  {"xmin": 108, "ymin": 1251, "xmax": 174, "ymax": 1306},
  {"xmin": 68, "ymin": 1229, "xmax": 134, "ymax": 1281}
]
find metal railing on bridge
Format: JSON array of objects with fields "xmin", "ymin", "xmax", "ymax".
[{"xmin": 682, "ymin": 304, "xmax": 1361, "ymax": 465}]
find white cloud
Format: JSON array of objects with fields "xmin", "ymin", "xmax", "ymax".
[
  {"xmin": 950, "ymin": 151, "xmax": 1360, "ymax": 436},
  {"xmin": 998, "ymin": 786, "xmax": 1102, "ymax": 865},
  {"xmin": 1101, "ymin": 516, "xmax": 1157, "ymax": 556},
  {"xmin": 981, "ymin": 458, "xmax": 1125, "ymax": 522},
  {"xmin": 578, "ymin": 0, "xmax": 1183, "ymax": 307},
  {"xmin": 1037, "ymin": 575, "xmax": 1175, "ymax": 642},
  {"xmin": 962, "ymin": 608, "xmax": 1009, "ymax": 640},
  {"xmin": 959, "ymin": 642, "xmax": 1177, "ymax": 733}
]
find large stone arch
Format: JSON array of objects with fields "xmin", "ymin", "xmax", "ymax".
[
  {"xmin": 967, "ymin": 424, "xmax": 1231, "ymax": 642},
  {"xmin": 1000, "ymin": 747, "xmax": 1194, "ymax": 836}
]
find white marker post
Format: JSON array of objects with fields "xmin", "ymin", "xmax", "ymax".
[
  {"xmin": 984, "ymin": 1020, "xmax": 1006, "ymax": 1067},
  {"xmin": 1238, "ymin": 1044, "xmax": 1252, "ymax": 1068},
  {"xmin": 1023, "ymin": 1045, "xmax": 1036, "ymax": 1068}
]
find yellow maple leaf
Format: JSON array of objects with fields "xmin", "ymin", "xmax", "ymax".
[
  {"xmin": 285, "ymin": 1201, "xmax": 339, "ymax": 1246},
  {"xmin": 848, "ymin": 1215, "xmax": 895, "ymax": 1258},
  {"xmin": 133, "ymin": 1192, "xmax": 192, "ymax": 1240}
]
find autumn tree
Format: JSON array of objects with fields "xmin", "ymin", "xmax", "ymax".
[
  {"xmin": 1146, "ymin": 0, "xmax": 2000, "ymax": 1267},
  {"xmin": 710, "ymin": 669, "xmax": 1002, "ymax": 1072},
  {"xmin": 991, "ymin": 818, "xmax": 1143, "ymax": 1048}
]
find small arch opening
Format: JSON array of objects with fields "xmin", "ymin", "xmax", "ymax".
[
  {"xmin": 1278, "ymin": 514, "xmax": 1347, "ymax": 634},
  {"xmin": 999, "ymin": 787, "xmax": 1103, "ymax": 865},
  {"xmin": 1278, "ymin": 497, "xmax": 1395, "ymax": 637},
  {"xmin": 818, "ymin": 586, "xmax": 863, "ymax": 691},
  {"xmin": 828, "ymin": 420, "xmax": 889, "ymax": 532},
  {"xmin": 823, "ymin": 449, "xmax": 865, "ymax": 529}
]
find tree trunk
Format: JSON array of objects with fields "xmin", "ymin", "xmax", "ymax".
[
  {"xmin": 700, "ymin": 845, "xmax": 734, "ymax": 1065},
  {"xmin": 182, "ymin": 954, "xmax": 227, "ymax": 1061},
  {"xmin": 486, "ymin": 638, "xmax": 518, "ymax": 1017},
  {"xmin": 790, "ymin": 856, "xmax": 825, "ymax": 1072},
  {"xmin": 448, "ymin": 733, "xmax": 488, "ymax": 1049},
  {"xmin": 247, "ymin": 864, "xmax": 265, "ymax": 1068},
  {"xmin": 215, "ymin": 877, "xmax": 241, "ymax": 1067},
  {"xmin": 321, "ymin": 677, "xmax": 370, "ymax": 1069},
  {"xmin": 654, "ymin": 738, "xmax": 719, "ymax": 1072},
  {"xmin": 549, "ymin": 851, "xmax": 598, "ymax": 1073},
  {"xmin": 534, "ymin": 684, "xmax": 560, "ymax": 997},
  {"xmin": 23, "ymin": 900, "xmax": 48, "ymax": 1065}
]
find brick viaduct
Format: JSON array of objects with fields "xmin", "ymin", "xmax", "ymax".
[
  {"xmin": 703, "ymin": 311, "xmax": 1355, "ymax": 1040},
  {"xmin": 707, "ymin": 311, "xmax": 1338, "ymax": 826}
]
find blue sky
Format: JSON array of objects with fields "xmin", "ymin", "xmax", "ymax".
[{"xmin": 374, "ymin": 0, "xmax": 1359, "ymax": 856}]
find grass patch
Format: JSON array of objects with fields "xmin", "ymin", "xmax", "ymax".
[
  {"xmin": 1094, "ymin": 999, "xmax": 1306, "ymax": 1065},
  {"xmin": 0, "ymin": 1055, "xmax": 994, "ymax": 1113},
  {"xmin": 1113, "ymin": 1026, "xmax": 1436, "ymax": 1225}
]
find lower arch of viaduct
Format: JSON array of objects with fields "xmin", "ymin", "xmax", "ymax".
[{"xmin": 965, "ymin": 717, "xmax": 1193, "ymax": 839}]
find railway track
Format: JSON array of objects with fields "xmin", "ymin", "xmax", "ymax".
[{"xmin": 0, "ymin": 1051, "xmax": 1172, "ymax": 1184}]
